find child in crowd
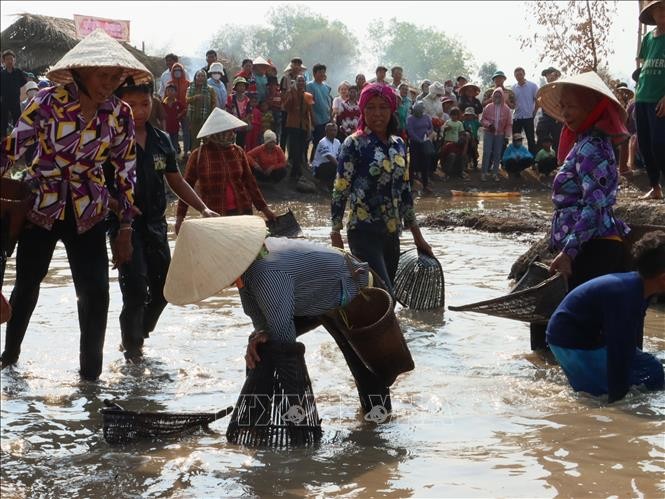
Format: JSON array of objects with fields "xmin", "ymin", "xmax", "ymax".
[
  {"xmin": 441, "ymin": 107, "xmax": 468, "ymax": 179},
  {"xmin": 20, "ymin": 81, "xmax": 38, "ymax": 112},
  {"xmin": 337, "ymin": 85, "xmax": 361, "ymax": 140},
  {"xmin": 502, "ymin": 133, "xmax": 534, "ymax": 178},
  {"xmin": 226, "ymin": 77, "xmax": 251, "ymax": 148},
  {"xmin": 245, "ymin": 94, "xmax": 261, "ymax": 150},
  {"xmin": 462, "ymin": 107, "xmax": 481, "ymax": 169},
  {"xmin": 259, "ymin": 100, "xmax": 275, "ymax": 136},
  {"xmin": 163, "ymin": 84, "xmax": 186, "ymax": 153},
  {"xmin": 534, "ymin": 135, "xmax": 558, "ymax": 177},
  {"xmin": 267, "ymin": 76, "xmax": 282, "ymax": 138}
]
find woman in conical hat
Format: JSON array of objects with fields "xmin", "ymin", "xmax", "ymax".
[
  {"xmin": 0, "ymin": 29, "xmax": 151, "ymax": 379},
  {"xmin": 536, "ymin": 71, "xmax": 630, "ymax": 290},
  {"xmin": 175, "ymin": 108, "xmax": 277, "ymax": 234}
]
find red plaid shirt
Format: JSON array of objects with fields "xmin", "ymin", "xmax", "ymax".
[{"xmin": 176, "ymin": 142, "xmax": 268, "ymax": 218}]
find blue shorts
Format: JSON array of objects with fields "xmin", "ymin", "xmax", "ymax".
[{"xmin": 550, "ymin": 345, "xmax": 664, "ymax": 397}]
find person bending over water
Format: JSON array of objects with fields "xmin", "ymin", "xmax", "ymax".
[{"xmin": 546, "ymin": 231, "xmax": 665, "ymax": 402}]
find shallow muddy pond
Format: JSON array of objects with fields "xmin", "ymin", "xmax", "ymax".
[{"xmin": 1, "ymin": 194, "xmax": 664, "ymax": 497}]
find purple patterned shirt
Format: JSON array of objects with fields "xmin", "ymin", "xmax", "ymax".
[
  {"xmin": 1, "ymin": 84, "xmax": 137, "ymax": 233},
  {"xmin": 550, "ymin": 132, "xmax": 629, "ymax": 259}
]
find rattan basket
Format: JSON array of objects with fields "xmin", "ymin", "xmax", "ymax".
[
  {"xmin": 100, "ymin": 400, "xmax": 233, "ymax": 444},
  {"xmin": 226, "ymin": 341, "xmax": 322, "ymax": 448},
  {"xmin": 448, "ymin": 262, "xmax": 567, "ymax": 324},
  {"xmin": 266, "ymin": 209, "xmax": 303, "ymax": 238},
  {"xmin": 393, "ymin": 248, "xmax": 445, "ymax": 310}
]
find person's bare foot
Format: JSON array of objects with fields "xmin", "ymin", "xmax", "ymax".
[{"xmin": 640, "ymin": 187, "xmax": 663, "ymax": 200}]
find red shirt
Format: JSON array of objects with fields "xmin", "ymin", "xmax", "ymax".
[
  {"xmin": 162, "ymin": 98, "xmax": 185, "ymax": 134},
  {"xmin": 176, "ymin": 142, "xmax": 268, "ymax": 217},
  {"xmin": 246, "ymin": 144, "xmax": 287, "ymax": 171}
]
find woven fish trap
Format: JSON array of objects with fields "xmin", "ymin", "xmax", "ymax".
[
  {"xmin": 448, "ymin": 262, "xmax": 568, "ymax": 324},
  {"xmin": 266, "ymin": 209, "xmax": 303, "ymax": 238},
  {"xmin": 393, "ymin": 248, "xmax": 445, "ymax": 310},
  {"xmin": 100, "ymin": 400, "xmax": 233, "ymax": 444},
  {"xmin": 226, "ymin": 341, "xmax": 322, "ymax": 448}
]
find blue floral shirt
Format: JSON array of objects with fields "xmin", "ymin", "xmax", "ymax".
[
  {"xmin": 331, "ymin": 131, "xmax": 415, "ymax": 233},
  {"xmin": 550, "ymin": 132, "xmax": 629, "ymax": 259}
]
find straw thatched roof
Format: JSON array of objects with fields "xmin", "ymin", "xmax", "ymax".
[{"xmin": 0, "ymin": 13, "xmax": 164, "ymax": 78}]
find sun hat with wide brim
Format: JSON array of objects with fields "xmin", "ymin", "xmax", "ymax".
[
  {"xmin": 46, "ymin": 29, "xmax": 151, "ymax": 85},
  {"xmin": 284, "ymin": 62, "xmax": 307, "ymax": 73},
  {"xmin": 536, "ymin": 71, "xmax": 627, "ymax": 124},
  {"xmin": 252, "ymin": 56, "xmax": 271, "ymax": 67},
  {"xmin": 164, "ymin": 216, "xmax": 267, "ymax": 305},
  {"xmin": 429, "ymin": 81, "xmax": 446, "ymax": 96},
  {"xmin": 232, "ymin": 76, "xmax": 248, "ymax": 89},
  {"xmin": 460, "ymin": 83, "xmax": 480, "ymax": 94},
  {"xmin": 23, "ymin": 80, "xmax": 39, "ymax": 92},
  {"xmin": 640, "ymin": 0, "xmax": 663, "ymax": 25},
  {"xmin": 197, "ymin": 107, "xmax": 248, "ymax": 138},
  {"xmin": 616, "ymin": 86, "xmax": 635, "ymax": 98}
]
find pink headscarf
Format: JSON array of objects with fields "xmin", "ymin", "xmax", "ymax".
[
  {"xmin": 357, "ymin": 82, "xmax": 397, "ymax": 132},
  {"xmin": 557, "ymin": 96, "xmax": 629, "ymax": 164}
]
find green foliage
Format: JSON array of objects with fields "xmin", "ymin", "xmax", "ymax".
[
  {"xmin": 368, "ymin": 19, "xmax": 473, "ymax": 84},
  {"xmin": 209, "ymin": 5, "xmax": 358, "ymax": 84},
  {"xmin": 478, "ymin": 61, "xmax": 498, "ymax": 87}
]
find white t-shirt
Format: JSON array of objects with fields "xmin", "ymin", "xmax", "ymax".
[{"xmin": 312, "ymin": 137, "xmax": 341, "ymax": 170}]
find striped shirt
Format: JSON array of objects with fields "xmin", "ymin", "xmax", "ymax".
[{"xmin": 239, "ymin": 238, "xmax": 370, "ymax": 342}]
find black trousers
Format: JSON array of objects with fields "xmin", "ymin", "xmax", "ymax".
[
  {"xmin": 513, "ymin": 118, "xmax": 537, "ymax": 154},
  {"xmin": 1, "ymin": 206, "xmax": 109, "ymax": 379},
  {"xmin": 536, "ymin": 156, "xmax": 558, "ymax": 175},
  {"xmin": 286, "ymin": 127, "xmax": 307, "ymax": 178},
  {"xmin": 348, "ymin": 228, "xmax": 400, "ymax": 293},
  {"xmin": 254, "ymin": 167, "xmax": 287, "ymax": 183},
  {"xmin": 504, "ymin": 157, "xmax": 534, "ymax": 175},
  {"xmin": 113, "ymin": 221, "xmax": 171, "ymax": 359},
  {"xmin": 409, "ymin": 141, "xmax": 431, "ymax": 188},
  {"xmin": 1, "ymin": 100, "xmax": 21, "ymax": 139},
  {"xmin": 314, "ymin": 161, "xmax": 337, "ymax": 190},
  {"xmin": 310, "ymin": 124, "xmax": 327, "ymax": 162}
]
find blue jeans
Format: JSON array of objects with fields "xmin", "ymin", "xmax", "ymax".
[
  {"xmin": 482, "ymin": 132, "xmax": 503, "ymax": 174},
  {"xmin": 635, "ymin": 101, "xmax": 665, "ymax": 188},
  {"xmin": 550, "ymin": 345, "xmax": 664, "ymax": 399}
]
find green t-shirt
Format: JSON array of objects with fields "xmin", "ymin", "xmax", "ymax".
[
  {"xmin": 443, "ymin": 120, "xmax": 464, "ymax": 142},
  {"xmin": 636, "ymin": 30, "xmax": 665, "ymax": 103},
  {"xmin": 535, "ymin": 148, "xmax": 556, "ymax": 164}
]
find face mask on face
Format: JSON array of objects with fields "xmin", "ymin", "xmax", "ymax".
[
  {"xmin": 173, "ymin": 71, "xmax": 183, "ymax": 78},
  {"xmin": 209, "ymin": 131, "xmax": 235, "ymax": 146},
  {"xmin": 212, "ymin": 74, "xmax": 222, "ymax": 81}
]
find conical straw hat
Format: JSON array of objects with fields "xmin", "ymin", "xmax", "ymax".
[
  {"xmin": 46, "ymin": 29, "xmax": 152, "ymax": 85},
  {"xmin": 536, "ymin": 71, "xmax": 627, "ymax": 124},
  {"xmin": 252, "ymin": 56, "xmax": 270, "ymax": 67},
  {"xmin": 197, "ymin": 107, "xmax": 248, "ymax": 138},
  {"xmin": 164, "ymin": 216, "xmax": 267, "ymax": 305},
  {"xmin": 640, "ymin": 0, "xmax": 663, "ymax": 25}
]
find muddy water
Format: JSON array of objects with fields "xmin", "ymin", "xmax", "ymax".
[{"xmin": 1, "ymin": 194, "xmax": 664, "ymax": 498}]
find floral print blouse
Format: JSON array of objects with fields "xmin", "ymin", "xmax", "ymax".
[
  {"xmin": 550, "ymin": 132, "xmax": 629, "ymax": 259},
  {"xmin": 1, "ymin": 83, "xmax": 137, "ymax": 233},
  {"xmin": 331, "ymin": 131, "xmax": 415, "ymax": 233}
]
